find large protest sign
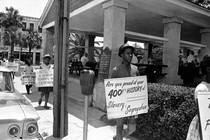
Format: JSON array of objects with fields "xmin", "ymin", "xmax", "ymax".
[
  {"xmin": 35, "ymin": 69, "xmax": 53, "ymax": 87},
  {"xmin": 21, "ymin": 72, "xmax": 36, "ymax": 85},
  {"xmin": 5, "ymin": 62, "xmax": 19, "ymax": 72},
  {"xmin": 197, "ymin": 92, "xmax": 210, "ymax": 140},
  {"xmin": 104, "ymin": 76, "xmax": 148, "ymax": 119}
]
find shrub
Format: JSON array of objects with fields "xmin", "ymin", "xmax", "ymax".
[{"xmin": 135, "ymin": 83, "xmax": 198, "ymax": 140}]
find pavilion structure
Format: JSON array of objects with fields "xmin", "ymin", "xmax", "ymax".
[{"xmin": 39, "ymin": 0, "xmax": 210, "ymax": 110}]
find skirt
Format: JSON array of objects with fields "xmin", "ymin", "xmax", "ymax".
[{"xmin": 38, "ymin": 87, "xmax": 53, "ymax": 92}]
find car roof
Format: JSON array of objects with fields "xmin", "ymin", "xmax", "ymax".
[{"xmin": 0, "ymin": 66, "xmax": 11, "ymax": 72}]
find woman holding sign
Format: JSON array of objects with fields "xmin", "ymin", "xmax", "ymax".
[
  {"xmin": 23, "ymin": 59, "xmax": 34, "ymax": 94},
  {"xmin": 186, "ymin": 54, "xmax": 210, "ymax": 140},
  {"xmin": 111, "ymin": 44, "xmax": 139, "ymax": 140},
  {"xmin": 38, "ymin": 54, "xmax": 53, "ymax": 109}
]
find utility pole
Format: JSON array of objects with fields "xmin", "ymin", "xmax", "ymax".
[{"xmin": 53, "ymin": 0, "xmax": 69, "ymax": 138}]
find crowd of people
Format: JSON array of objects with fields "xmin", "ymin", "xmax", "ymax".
[
  {"xmin": 178, "ymin": 50, "xmax": 202, "ymax": 86},
  {"xmin": 3, "ymin": 54, "xmax": 54, "ymax": 110}
]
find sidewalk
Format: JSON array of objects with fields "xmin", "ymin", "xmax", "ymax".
[{"xmin": 14, "ymin": 75, "xmax": 140, "ymax": 140}]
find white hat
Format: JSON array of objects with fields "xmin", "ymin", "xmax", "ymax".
[{"xmin": 43, "ymin": 54, "xmax": 51, "ymax": 59}]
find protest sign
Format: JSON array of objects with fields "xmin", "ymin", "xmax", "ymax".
[
  {"xmin": 197, "ymin": 92, "xmax": 210, "ymax": 140},
  {"xmin": 21, "ymin": 72, "xmax": 36, "ymax": 85},
  {"xmin": 35, "ymin": 69, "xmax": 53, "ymax": 87},
  {"xmin": 5, "ymin": 62, "xmax": 19, "ymax": 72},
  {"xmin": 104, "ymin": 76, "xmax": 148, "ymax": 119}
]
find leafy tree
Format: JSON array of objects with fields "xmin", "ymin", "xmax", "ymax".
[
  {"xmin": 0, "ymin": 7, "xmax": 23, "ymax": 57},
  {"xmin": 25, "ymin": 29, "xmax": 42, "ymax": 60},
  {"xmin": 15, "ymin": 31, "xmax": 27, "ymax": 60},
  {"xmin": 187, "ymin": 0, "xmax": 210, "ymax": 9},
  {"xmin": 69, "ymin": 33, "xmax": 85, "ymax": 60},
  {"xmin": 69, "ymin": 33, "xmax": 103, "ymax": 62}
]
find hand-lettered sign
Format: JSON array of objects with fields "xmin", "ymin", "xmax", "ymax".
[
  {"xmin": 5, "ymin": 62, "xmax": 19, "ymax": 72},
  {"xmin": 35, "ymin": 69, "xmax": 53, "ymax": 87},
  {"xmin": 104, "ymin": 76, "xmax": 148, "ymax": 119},
  {"xmin": 197, "ymin": 92, "xmax": 210, "ymax": 140},
  {"xmin": 21, "ymin": 72, "xmax": 36, "ymax": 85}
]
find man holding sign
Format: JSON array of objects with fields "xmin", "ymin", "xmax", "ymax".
[{"xmin": 111, "ymin": 44, "xmax": 140, "ymax": 140}]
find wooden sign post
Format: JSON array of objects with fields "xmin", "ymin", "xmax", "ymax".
[
  {"xmin": 197, "ymin": 92, "xmax": 210, "ymax": 140},
  {"xmin": 104, "ymin": 76, "xmax": 148, "ymax": 140}
]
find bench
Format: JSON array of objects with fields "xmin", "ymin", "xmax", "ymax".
[{"xmin": 69, "ymin": 61, "xmax": 83, "ymax": 76}]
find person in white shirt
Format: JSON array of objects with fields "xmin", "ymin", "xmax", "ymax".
[
  {"xmin": 38, "ymin": 54, "xmax": 53, "ymax": 109},
  {"xmin": 81, "ymin": 53, "xmax": 89, "ymax": 66},
  {"xmin": 187, "ymin": 51, "xmax": 195, "ymax": 64},
  {"xmin": 23, "ymin": 59, "xmax": 34, "ymax": 94}
]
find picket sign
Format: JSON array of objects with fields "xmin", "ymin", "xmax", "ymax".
[
  {"xmin": 5, "ymin": 62, "xmax": 19, "ymax": 72},
  {"xmin": 35, "ymin": 69, "xmax": 53, "ymax": 87},
  {"xmin": 21, "ymin": 72, "xmax": 36, "ymax": 85},
  {"xmin": 104, "ymin": 76, "xmax": 148, "ymax": 119},
  {"xmin": 197, "ymin": 92, "xmax": 210, "ymax": 140}
]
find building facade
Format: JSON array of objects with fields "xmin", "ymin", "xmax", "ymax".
[
  {"xmin": 0, "ymin": 16, "xmax": 43, "ymax": 65},
  {"xmin": 39, "ymin": 0, "xmax": 210, "ymax": 110}
]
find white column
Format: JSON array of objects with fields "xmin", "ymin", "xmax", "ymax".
[
  {"xmin": 93, "ymin": 0, "xmax": 128, "ymax": 111},
  {"xmin": 200, "ymin": 29, "xmax": 210, "ymax": 60},
  {"xmin": 160, "ymin": 17, "xmax": 183, "ymax": 84},
  {"xmin": 42, "ymin": 28, "xmax": 54, "ymax": 57}
]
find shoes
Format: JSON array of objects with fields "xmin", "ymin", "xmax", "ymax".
[
  {"xmin": 44, "ymin": 106, "xmax": 50, "ymax": 109},
  {"xmin": 38, "ymin": 98, "xmax": 42, "ymax": 106}
]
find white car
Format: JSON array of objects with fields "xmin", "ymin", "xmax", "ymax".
[{"xmin": 0, "ymin": 66, "xmax": 42, "ymax": 140}]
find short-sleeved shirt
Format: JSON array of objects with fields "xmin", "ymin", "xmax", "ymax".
[
  {"xmin": 111, "ymin": 63, "xmax": 139, "ymax": 119},
  {"xmin": 23, "ymin": 65, "xmax": 34, "ymax": 73},
  {"xmin": 111, "ymin": 63, "xmax": 139, "ymax": 78}
]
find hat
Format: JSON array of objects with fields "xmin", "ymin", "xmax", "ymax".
[
  {"xmin": 118, "ymin": 45, "xmax": 135, "ymax": 57},
  {"xmin": 43, "ymin": 54, "xmax": 51, "ymax": 59}
]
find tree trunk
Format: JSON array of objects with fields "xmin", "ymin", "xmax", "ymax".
[
  {"xmin": 10, "ymin": 36, "xmax": 14, "ymax": 57},
  {"xmin": 29, "ymin": 46, "xmax": 32, "ymax": 60},
  {"xmin": 19, "ymin": 45, "xmax": 22, "ymax": 60}
]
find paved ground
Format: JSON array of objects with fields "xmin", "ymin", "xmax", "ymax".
[{"xmin": 14, "ymin": 69, "xmax": 140, "ymax": 140}]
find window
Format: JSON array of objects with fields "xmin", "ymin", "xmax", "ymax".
[
  {"xmin": 30, "ymin": 23, "xmax": 34, "ymax": 31},
  {"xmin": 22, "ymin": 22, "xmax": 26, "ymax": 31},
  {"xmin": 38, "ymin": 26, "xmax": 42, "ymax": 33}
]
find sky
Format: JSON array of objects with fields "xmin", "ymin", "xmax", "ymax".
[{"xmin": 0, "ymin": 0, "xmax": 48, "ymax": 18}]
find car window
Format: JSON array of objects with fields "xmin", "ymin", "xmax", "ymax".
[{"xmin": 0, "ymin": 72, "xmax": 14, "ymax": 92}]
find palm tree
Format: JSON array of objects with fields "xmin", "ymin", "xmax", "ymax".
[
  {"xmin": 69, "ymin": 33, "xmax": 103, "ymax": 61},
  {"xmin": 0, "ymin": 7, "xmax": 23, "ymax": 57},
  {"xmin": 69, "ymin": 33, "xmax": 85, "ymax": 60},
  {"xmin": 15, "ymin": 31, "xmax": 27, "ymax": 60},
  {"xmin": 25, "ymin": 29, "xmax": 42, "ymax": 60}
]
